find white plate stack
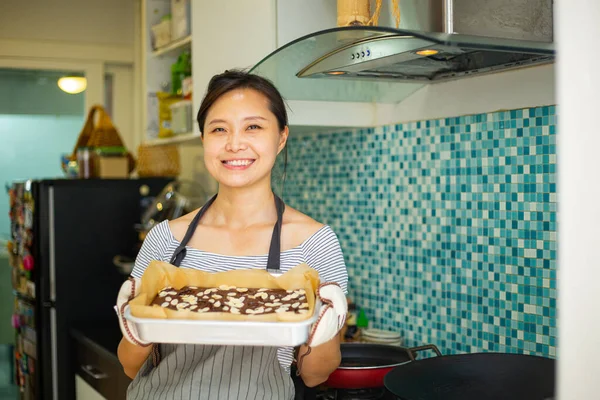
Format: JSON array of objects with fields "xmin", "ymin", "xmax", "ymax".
[{"xmin": 361, "ymin": 329, "xmax": 403, "ymax": 346}]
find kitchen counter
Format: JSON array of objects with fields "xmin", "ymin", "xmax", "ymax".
[
  {"xmin": 71, "ymin": 322, "xmax": 131, "ymax": 399},
  {"xmin": 71, "ymin": 323, "xmax": 123, "ymax": 361}
]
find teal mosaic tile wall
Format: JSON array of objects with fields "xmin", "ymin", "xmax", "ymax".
[{"xmin": 279, "ymin": 105, "xmax": 557, "ymax": 357}]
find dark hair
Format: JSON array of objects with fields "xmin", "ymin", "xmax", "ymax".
[
  {"xmin": 196, "ymin": 69, "xmax": 289, "ymax": 189},
  {"xmin": 197, "ymin": 69, "xmax": 288, "ymax": 135}
]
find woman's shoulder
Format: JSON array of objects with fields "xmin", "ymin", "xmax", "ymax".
[
  {"xmin": 167, "ymin": 208, "xmax": 201, "ymax": 242},
  {"xmin": 282, "ymin": 205, "xmax": 333, "ymax": 247}
]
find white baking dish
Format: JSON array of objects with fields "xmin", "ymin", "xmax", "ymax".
[{"xmin": 124, "ymin": 300, "xmax": 320, "ymax": 347}]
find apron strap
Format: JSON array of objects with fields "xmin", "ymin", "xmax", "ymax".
[
  {"xmin": 169, "ymin": 193, "xmax": 218, "ymax": 267},
  {"xmin": 266, "ymin": 195, "xmax": 285, "ymax": 272}
]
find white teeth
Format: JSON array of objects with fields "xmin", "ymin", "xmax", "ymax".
[{"xmin": 225, "ymin": 159, "xmax": 252, "ymax": 166}]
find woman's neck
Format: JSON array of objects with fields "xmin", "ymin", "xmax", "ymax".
[{"xmin": 208, "ymin": 184, "xmax": 278, "ymax": 229}]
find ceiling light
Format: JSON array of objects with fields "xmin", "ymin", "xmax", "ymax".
[
  {"xmin": 57, "ymin": 76, "xmax": 87, "ymax": 94},
  {"xmin": 326, "ymin": 71, "xmax": 347, "ymax": 75}
]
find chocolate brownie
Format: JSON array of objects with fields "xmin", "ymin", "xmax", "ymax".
[{"xmin": 150, "ymin": 285, "xmax": 309, "ymax": 315}]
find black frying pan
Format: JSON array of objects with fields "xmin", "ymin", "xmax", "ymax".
[{"xmin": 384, "ymin": 352, "xmax": 555, "ymax": 400}]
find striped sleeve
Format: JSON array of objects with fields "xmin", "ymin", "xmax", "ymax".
[
  {"xmin": 131, "ymin": 221, "xmax": 172, "ymax": 279},
  {"xmin": 301, "ymin": 226, "xmax": 348, "ymax": 294}
]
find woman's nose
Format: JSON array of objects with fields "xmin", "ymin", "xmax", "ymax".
[{"xmin": 225, "ymin": 131, "xmax": 247, "ymax": 152}]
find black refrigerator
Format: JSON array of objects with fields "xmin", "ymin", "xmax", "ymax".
[{"xmin": 8, "ymin": 178, "xmax": 171, "ymax": 400}]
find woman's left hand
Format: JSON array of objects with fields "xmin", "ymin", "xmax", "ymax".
[{"xmin": 307, "ymin": 282, "xmax": 348, "ymax": 347}]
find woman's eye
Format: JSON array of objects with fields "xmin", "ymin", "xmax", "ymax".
[
  {"xmin": 247, "ymin": 125, "xmax": 261, "ymax": 131},
  {"xmin": 212, "ymin": 127, "xmax": 225, "ymax": 133}
]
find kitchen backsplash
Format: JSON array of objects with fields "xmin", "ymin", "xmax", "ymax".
[{"xmin": 278, "ymin": 105, "xmax": 557, "ymax": 358}]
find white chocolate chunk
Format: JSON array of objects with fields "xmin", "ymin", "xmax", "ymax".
[
  {"xmin": 214, "ymin": 301, "xmax": 221, "ymax": 308},
  {"xmin": 170, "ymin": 299, "xmax": 179, "ymax": 305},
  {"xmin": 161, "ymin": 302, "xmax": 169, "ymax": 307},
  {"xmin": 237, "ymin": 288, "xmax": 248, "ymax": 292}
]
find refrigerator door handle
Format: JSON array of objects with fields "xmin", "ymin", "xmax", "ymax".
[
  {"xmin": 50, "ymin": 307, "xmax": 59, "ymax": 400},
  {"xmin": 49, "ymin": 186, "xmax": 56, "ymax": 302}
]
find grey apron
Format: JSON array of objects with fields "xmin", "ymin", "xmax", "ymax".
[{"xmin": 127, "ymin": 194, "xmax": 296, "ymax": 400}]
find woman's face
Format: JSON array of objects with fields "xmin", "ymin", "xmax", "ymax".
[{"xmin": 202, "ymin": 88, "xmax": 288, "ymax": 189}]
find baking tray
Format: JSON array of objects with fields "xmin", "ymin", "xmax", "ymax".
[{"xmin": 124, "ymin": 301, "xmax": 320, "ymax": 347}]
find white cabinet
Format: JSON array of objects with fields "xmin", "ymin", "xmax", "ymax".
[{"xmin": 75, "ymin": 375, "xmax": 106, "ymax": 400}]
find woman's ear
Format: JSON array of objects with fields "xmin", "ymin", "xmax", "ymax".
[{"xmin": 277, "ymin": 126, "xmax": 289, "ymax": 154}]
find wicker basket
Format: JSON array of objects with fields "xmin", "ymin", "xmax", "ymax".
[
  {"xmin": 63, "ymin": 105, "xmax": 135, "ymax": 173},
  {"xmin": 137, "ymin": 144, "xmax": 181, "ymax": 178}
]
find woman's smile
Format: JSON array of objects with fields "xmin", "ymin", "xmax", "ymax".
[{"xmin": 221, "ymin": 158, "xmax": 256, "ymax": 170}]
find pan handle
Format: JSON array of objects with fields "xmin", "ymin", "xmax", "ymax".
[{"xmin": 406, "ymin": 344, "xmax": 442, "ymax": 361}]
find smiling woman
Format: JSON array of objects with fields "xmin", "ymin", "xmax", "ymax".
[{"xmin": 117, "ymin": 70, "xmax": 348, "ymax": 400}]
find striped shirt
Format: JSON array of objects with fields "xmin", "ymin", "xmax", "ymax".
[{"xmin": 131, "ymin": 219, "xmax": 348, "ymax": 372}]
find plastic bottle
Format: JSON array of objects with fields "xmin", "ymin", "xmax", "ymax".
[
  {"xmin": 171, "ymin": 51, "xmax": 191, "ymax": 97},
  {"xmin": 356, "ymin": 308, "xmax": 369, "ymax": 339}
]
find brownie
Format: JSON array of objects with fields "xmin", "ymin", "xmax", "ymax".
[{"xmin": 150, "ymin": 285, "xmax": 309, "ymax": 315}]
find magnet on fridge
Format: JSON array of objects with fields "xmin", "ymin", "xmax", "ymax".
[
  {"xmin": 23, "ymin": 255, "xmax": 34, "ymax": 271},
  {"xmin": 11, "ymin": 314, "xmax": 20, "ymax": 329}
]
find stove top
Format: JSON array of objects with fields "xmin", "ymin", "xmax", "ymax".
[{"xmin": 316, "ymin": 387, "xmax": 396, "ymax": 400}]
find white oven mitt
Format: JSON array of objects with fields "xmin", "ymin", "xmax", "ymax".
[
  {"xmin": 306, "ymin": 282, "xmax": 348, "ymax": 348},
  {"xmin": 115, "ymin": 277, "xmax": 151, "ymax": 347}
]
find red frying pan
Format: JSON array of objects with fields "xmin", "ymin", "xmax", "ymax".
[{"xmin": 325, "ymin": 343, "xmax": 441, "ymax": 389}]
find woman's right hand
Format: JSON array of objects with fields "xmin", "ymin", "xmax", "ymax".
[
  {"xmin": 115, "ymin": 277, "xmax": 151, "ymax": 347},
  {"xmin": 116, "ymin": 277, "xmax": 155, "ymax": 379}
]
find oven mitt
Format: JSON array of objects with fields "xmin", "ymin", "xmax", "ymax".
[
  {"xmin": 306, "ymin": 282, "xmax": 348, "ymax": 347},
  {"xmin": 115, "ymin": 277, "xmax": 152, "ymax": 347}
]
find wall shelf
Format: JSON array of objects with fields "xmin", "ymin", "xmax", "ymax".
[
  {"xmin": 151, "ymin": 35, "xmax": 192, "ymax": 57},
  {"xmin": 144, "ymin": 132, "xmax": 201, "ymax": 146}
]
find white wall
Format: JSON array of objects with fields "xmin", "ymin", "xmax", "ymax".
[
  {"xmin": 556, "ymin": 0, "xmax": 600, "ymax": 399},
  {"xmin": 0, "ymin": 0, "xmax": 135, "ymax": 46}
]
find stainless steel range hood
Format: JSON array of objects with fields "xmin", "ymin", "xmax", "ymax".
[{"xmin": 250, "ymin": 0, "xmax": 555, "ymax": 104}]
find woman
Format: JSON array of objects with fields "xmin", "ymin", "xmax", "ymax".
[{"xmin": 115, "ymin": 70, "xmax": 348, "ymax": 399}]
